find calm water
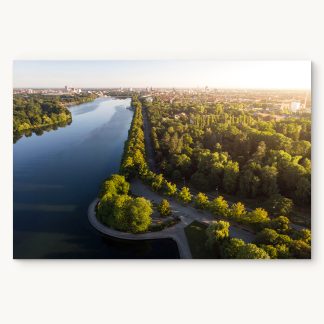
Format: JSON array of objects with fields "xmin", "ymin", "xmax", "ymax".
[{"xmin": 13, "ymin": 97, "xmax": 179, "ymax": 258}]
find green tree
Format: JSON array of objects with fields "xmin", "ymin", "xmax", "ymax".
[
  {"xmin": 178, "ymin": 186, "xmax": 192, "ymax": 203},
  {"xmin": 276, "ymin": 234, "xmax": 292, "ymax": 246},
  {"xmin": 260, "ymin": 244, "xmax": 278, "ymax": 259},
  {"xmin": 252, "ymin": 141, "xmax": 266, "ymax": 161},
  {"xmin": 255, "ymin": 228, "xmax": 279, "ymax": 245},
  {"xmin": 259, "ymin": 165, "xmax": 278, "ymax": 197},
  {"xmin": 294, "ymin": 177, "xmax": 311, "ymax": 205},
  {"xmin": 191, "ymin": 171, "xmax": 212, "ymax": 191},
  {"xmin": 99, "ymin": 174, "xmax": 130, "ymax": 198},
  {"xmin": 236, "ymin": 243, "xmax": 270, "ymax": 259},
  {"xmin": 266, "ymin": 194, "xmax": 293, "ymax": 216},
  {"xmin": 221, "ymin": 238, "xmax": 245, "ymax": 258},
  {"xmin": 239, "ymin": 167, "xmax": 261, "ymax": 198},
  {"xmin": 194, "ymin": 192, "xmax": 209, "ymax": 209},
  {"xmin": 164, "ymin": 181, "xmax": 177, "ymax": 196},
  {"xmin": 97, "ymin": 192, "xmax": 116, "ymax": 223},
  {"xmin": 245, "ymin": 208, "xmax": 269, "ymax": 224},
  {"xmin": 289, "ymin": 240, "xmax": 311, "ymax": 259},
  {"xmin": 157, "ymin": 199, "xmax": 171, "ymax": 217},
  {"xmin": 269, "ymin": 216, "xmax": 290, "ymax": 233},
  {"xmin": 223, "ymin": 161, "xmax": 239, "ymax": 194},
  {"xmin": 113, "ymin": 194, "xmax": 133, "ymax": 230},
  {"xmin": 295, "ymin": 229, "xmax": 311, "ymax": 244},
  {"xmin": 210, "ymin": 196, "xmax": 229, "ymax": 218},
  {"xmin": 172, "ymin": 154, "xmax": 192, "ymax": 176},
  {"xmin": 229, "ymin": 202, "xmax": 246, "ymax": 221},
  {"xmin": 206, "ymin": 221, "xmax": 230, "ymax": 250},
  {"xmin": 126, "ymin": 197, "xmax": 153, "ymax": 233},
  {"xmin": 151, "ymin": 173, "xmax": 164, "ymax": 191},
  {"xmin": 276, "ymin": 244, "xmax": 291, "ymax": 259}
]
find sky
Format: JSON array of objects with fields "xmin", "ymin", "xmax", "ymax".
[{"xmin": 13, "ymin": 60, "xmax": 311, "ymax": 89}]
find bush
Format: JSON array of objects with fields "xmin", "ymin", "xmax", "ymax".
[
  {"xmin": 149, "ymin": 217, "xmax": 180, "ymax": 232},
  {"xmin": 164, "ymin": 181, "xmax": 177, "ymax": 196},
  {"xmin": 244, "ymin": 208, "xmax": 270, "ymax": 224},
  {"xmin": 157, "ymin": 199, "xmax": 172, "ymax": 217},
  {"xmin": 210, "ymin": 196, "xmax": 228, "ymax": 217},
  {"xmin": 178, "ymin": 186, "xmax": 192, "ymax": 203},
  {"xmin": 194, "ymin": 192, "xmax": 209, "ymax": 209},
  {"xmin": 236, "ymin": 243, "xmax": 270, "ymax": 259}
]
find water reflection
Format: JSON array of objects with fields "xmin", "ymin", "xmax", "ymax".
[
  {"xmin": 13, "ymin": 98, "xmax": 180, "ymax": 259},
  {"xmin": 13, "ymin": 120, "xmax": 72, "ymax": 144}
]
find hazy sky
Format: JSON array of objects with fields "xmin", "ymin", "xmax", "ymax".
[{"xmin": 13, "ymin": 60, "xmax": 311, "ymax": 89}]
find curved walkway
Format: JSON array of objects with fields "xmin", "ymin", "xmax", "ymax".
[
  {"xmin": 88, "ymin": 179, "xmax": 256, "ymax": 259},
  {"xmin": 88, "ymin": 198, "xmax": 192, "ymax": 259}
]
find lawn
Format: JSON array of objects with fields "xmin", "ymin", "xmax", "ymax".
[{"xmin": 184, "ymin": 221, "xmax": 217, "ymax": 259}]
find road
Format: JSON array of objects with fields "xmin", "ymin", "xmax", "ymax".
[{"xmin": 88, "ymin": 179, "xmax": 256, "ymax": 259}]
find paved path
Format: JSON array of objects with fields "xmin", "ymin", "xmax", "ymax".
[
  {"xmin": 88, "ymin": 179, "xmax": 255, "ymax": 259},
  {"xmin": 130, "ymin": 179, "xmax": 255, "ymax": 243},
  {"xmin": 88, "ymin": 198, "xmax": 192, "ymax": 259},
  {"xmin": 142, "ymin": 105, "xmax": 158, "ymax": 172}
]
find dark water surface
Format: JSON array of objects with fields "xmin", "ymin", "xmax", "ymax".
[{"xmin": 13, "ymin": 97, "xmax": 179, "ymax": 258}]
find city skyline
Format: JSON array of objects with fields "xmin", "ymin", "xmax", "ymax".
[{"xmin": 13, "ymin": 60, "xmax": 311, "ymax": 90}]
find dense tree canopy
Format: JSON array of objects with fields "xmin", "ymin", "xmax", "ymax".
[
  {"xmin": 114, "ymin": 94, "xmax": 311, "ymax": 258},
  {"xmin": 13, "ymin": 93, "xmax": 96, "ymax": 137},
  {"xmin": 97, "ymin": 174, "xmax": 153, "ymax": 233},
  {"xmin": 144, "ymin": 96, "xmax": 311, "ymax": 206}
]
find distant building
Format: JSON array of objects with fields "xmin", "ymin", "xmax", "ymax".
[
  {"xmin": 290, "ymin": 101, "xmax": 301, "ymax": 112},
  {"xmin": 280, "ymin": 100, "xmax": 302, "ymax": 113}
]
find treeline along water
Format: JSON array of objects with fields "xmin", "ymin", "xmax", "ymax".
[{"xmin": 13, "ymin": 97, "xmax": 179, "ymax": 258}]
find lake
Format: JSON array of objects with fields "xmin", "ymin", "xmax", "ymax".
[{"xmin": 13, "ymin": 97, "xmax": 179, "ymax": 258}]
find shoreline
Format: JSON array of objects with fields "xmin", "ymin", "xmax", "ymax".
[{"xmin": 87, "ymin": 197, "xmax": 192, "ymax": 259}]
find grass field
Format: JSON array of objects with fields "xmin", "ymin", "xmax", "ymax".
[{"xmin": 184, "ymin": 221, "xmax": 217, "ymax": 259}]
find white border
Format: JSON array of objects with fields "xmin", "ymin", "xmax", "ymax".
[{"xmin": 0, "ymin": 1, "xmax": 323, "ymax": 323}]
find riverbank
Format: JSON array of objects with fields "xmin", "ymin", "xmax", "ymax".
[
  {"xmin": 88, "ymin": 97, "xmax": 257, "ymax": 259},
  {"xmin": 14, "ymin": 97, "xmax": 170, "ymax": 258},
  {"xmin": 13, "ymin": 93, "xmax": 98, "ymax": 139}
]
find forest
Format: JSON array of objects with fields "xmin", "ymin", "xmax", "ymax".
[
  {"xmin": 13, "ymin": 93, "xmax": 97, "ymax": 135},
  {"xmin": 111, "ymin": 95, "xmax": 311, "ymax": 258},
  {"xmin": 144, "ymin": 97, "xmax": 311, "ymax": 221}
]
